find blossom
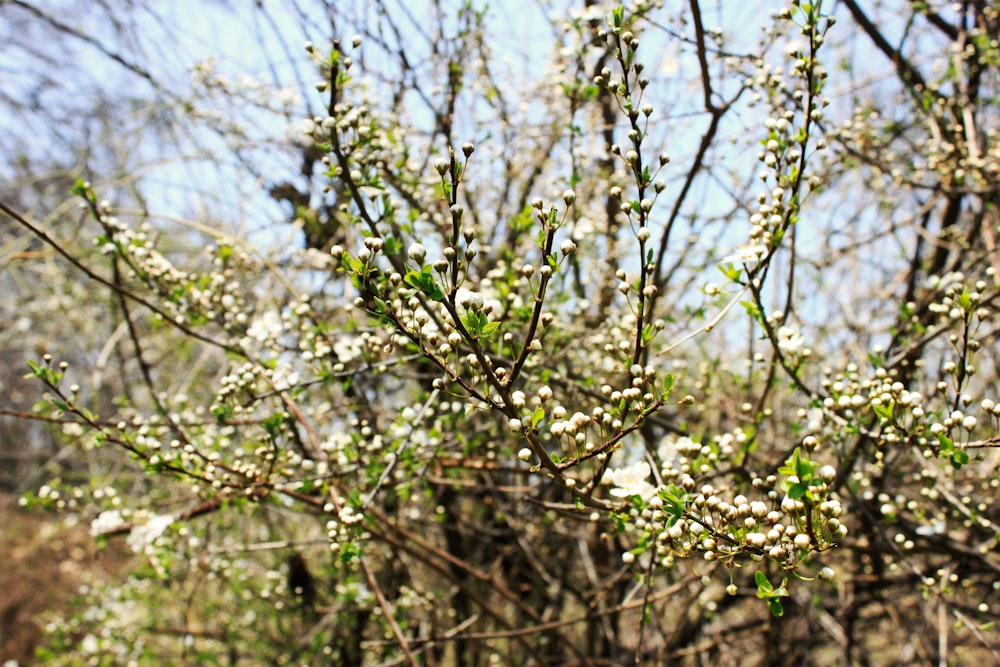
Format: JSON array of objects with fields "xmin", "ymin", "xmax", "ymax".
[
  {"xmin": 333, "ymin": 334, "xmax": 364, "ymax": 362},
  {"xmin": 90, "ymin": 509, "xmax": 126, "ymax": 537},
  {"xmin": 568, "ymin": 2, "xmax": 615, "ymax": 22},
  {"xmin": 302, "ymin": 247, "xmax": 332, "ymax": 270},
  {"xmin": 657, "ymin": 439, "xmax": 678, "ymax": 468},
  {"xmin": 246, "ymin": 310, "xmax": 283, "ymax": 343},
  {"xmin": 271, "ymin": 364, "xmax": 300, "ymax": 391},
  {"xmin": 777, "ymin": 325, "xmax": 805, "ymax": 354},
  {"xmin": 607, "ymin": 461, "xmax": 656, "ymax": 500},
  {"xmin": 722, "ymin": 243, "xmax": 766, "ymax": 270},
  {"xmin": 81, "ymin": 634, "xmax": 100, "ymax": 654},
  {"xmin": 658, "ymin": 435, "xmax": 698, "ymax": 468},
  {"xmin": 127, "ymin": 513, "xmax": 174, "ymax": 553}
]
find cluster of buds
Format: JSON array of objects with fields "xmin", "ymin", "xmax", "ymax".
[{"xmin": 617, "ymin": 450, "xmax": 845, "ymax": 573}]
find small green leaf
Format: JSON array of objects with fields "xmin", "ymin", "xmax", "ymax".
[
  {"xmin": 740, "ymin": 301, "xmax": 761, "ymax": 319},
  {"xmin": 768, "ymin": 599, "xmax": 785, "ymax": 616},
  {"xmin": 611, "ymin": 6, "xmax": 624, "ymax": 29},
  {"xmin": 788, "ymin": 482, "xmax": 809, "ymax": 500},
  {"xmin": 950, "ymin": 449, "xmax": 970, "ymax": 468},
  {"xmin": 547, "ymin": 208, "xmax": 558, "ymax": 228},
  {"xmin": 70, "ymin": 177, "xmax": 91, "ymax": 198},
  {"xmin": 872, "ymin": 402, "xmax": 894, "ymax": 420},
  {"xmin": 755, "ymin": 570, "xmax": 773, "ymax": 594},
  {"xmin": 460, "ymin": 310, "xmax": 481, "ymax": 336},
  {"xmin": 657, "ymin": 483, "xmax": 690, "ymax": 526},
  {"xmin": 481, "ymin": 321, "xmax": 501, "ymax": 340},
  {"xmin": 719, "ymin": 264, "xmax": 744, "ymax": 281},
  {"xmin": 661, "ymin": 373, "xmax": 675, "ymax": 396},
  {"xmin": 404, "ymin": 269, "xmax": 445, "ymax": 300}
]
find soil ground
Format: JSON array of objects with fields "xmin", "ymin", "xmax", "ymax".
[{"xmin": 0, "ymin": 493, "xmax": 125, "ymax": 665}]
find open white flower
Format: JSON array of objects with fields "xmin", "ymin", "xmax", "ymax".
[
  {"xmin": 333, "ymin": 334, "xmax": 364, "ymax": 363},
  {"xmin": 127, "ymin": 513, "xmax": 175, "ymax": 553},
  {"xmin": 90, "ymin": 509, "xmax": 126, "ymax": 537},
  {"xmin": 607, "ymin": 461, "xmax": 656, "ymax": 500},
  {"xmin": 777, "ymin": 325, "xmax": 805, "ymax": 354},
  {"xmin": 246, "ymin": 310, "xmax": 283, "ymax": 343},
  {"xmin": 722, "ymin": 243, "xmax": 766, "ymax": 270}
]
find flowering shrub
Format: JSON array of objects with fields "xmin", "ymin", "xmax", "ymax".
[{"xmin": 3, "ymin": 0, "xmax": 999, "ymax": 664}]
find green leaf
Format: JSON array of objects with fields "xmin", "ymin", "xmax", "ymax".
[
  {"xmin": 788, "ymin": 482, "xmax": 809, "ymax": 500},
  {"xmin": 657, "ymin": 483, "xmax": 690, "ymax": 526},
  {"xmin": 936, "ymin": 433, "xmax": 955, "ymax": 455},
  {"xmin": 341, "ymin": 253, "xmax": 361, "ymax": 273},
  {"xmin": 755, "ymin": 570, "xmax": 773, "ymax": 594},
  {"xmin": 481, "ymin": 321, "xmax": 501, "ymax": 340},
  {"xmin": 70, "ymin": 177, "xmax": 91, "ymax": 198},
  {"xmin": 740, "ymin": 301, "xmax": 761, "ymax": 320},
  {"xmin": 610, "ymin": 5, "xmax": 624, "ymax": 29},
  {"xmin": 795, "ymin": 451, "xmax": 814, "ymax": 479},
  {"xmin": 755, "ymin": 570, "xmax": 789, "ymax": 616},
  {"xmin": 460, "ymin": 310, "xmax": 481, "ymax": 336},
  {"xmin": 719, "ymin": 264, "xmax": 743, "ymax": 281},
  {"xmin": 263, "ymin": 414, "xmax": 284, "ymax": 435},
  {"xmin": 780, "ymin": 447, "xmax": 815, "ymax": 483},
  {"xmin": 212, "ymin": 403, "xmax": 234, "ymax": 422},
  {"xmin": 768, "ymin": 599, "xmax": 785, "ymax": 616},
  {"xmin": 872, "ymin": 401, "xmax": 894, "ymax": 420},
  {"xmin": 950, "ymin": 449, "xmax": 969, "ymax": 469},
  {"xmin": 660, "ymin": 373, "xmax": 675, "ymax": 400},
  {"xmin": 404, "ymin": 269, "xmax": 445, "ymax": 300},
  {"xmin": 382, "ymin": 235, "xmax": 401, "ymax": 256}
]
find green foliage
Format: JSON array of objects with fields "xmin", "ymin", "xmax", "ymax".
[{"xmin": 755, "ymin": 570, "xmax": 789, "ymax": 617}]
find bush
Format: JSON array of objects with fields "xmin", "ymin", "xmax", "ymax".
[{"xmin": 3, "ymin": 1, "xmax": 998, "ymax": 664}]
